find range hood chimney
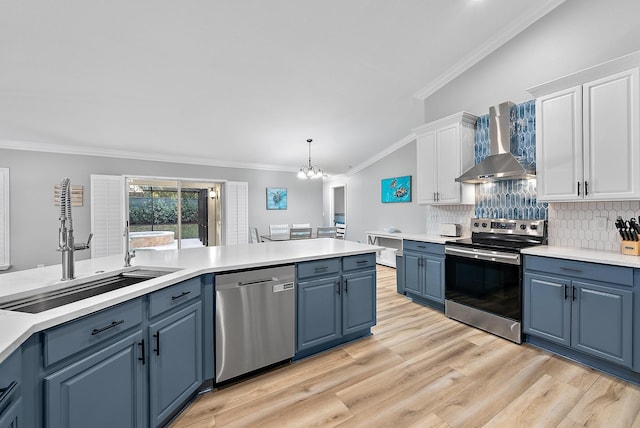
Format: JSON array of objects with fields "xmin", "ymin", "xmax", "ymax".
[{"xmin": 455, "ymin": 101, "xmax": 536, "ymax": 183}]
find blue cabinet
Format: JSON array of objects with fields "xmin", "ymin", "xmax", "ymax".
[
  {"xmin": 297, "ymin": 275, "xmax": 341, "ymax": 351},
  {"xmin": 44, "ymin": 330, "xmax": 146, "ymax": 428},
  {"xmin": 296, "ymin": 254, "xmax": 376, "ymax": 355},
  {"xmin": 524, "ymin": 256, "xmax": 634, "ymax": 368},
  {"xmin": 0, "ymin": 348, "xmax": 22, "ymax": 428},
  {"xmin": 41, "ymin": 276, "xmax": 209, "ymax": 428},
  {"xmin": 403, "ymin": 241, "xmax": 445, "ymax": 308},
  {"xmin": 148, "ymin": 301, "xmax": 202, "ymax": 426}
]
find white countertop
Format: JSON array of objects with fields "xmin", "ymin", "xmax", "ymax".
[
  {"xmin": 0, "ymin": 239, "xmax": 382, "ymax": 363},
  {"xmin": 522, "ymin": 245, "xmax": 640, "ymax": 269},
  {"xmin": 365, "ymin": 231, "xmax": 462, "ymax": 245}
]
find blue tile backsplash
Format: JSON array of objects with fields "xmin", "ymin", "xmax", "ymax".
[{"xmin": 474, "ymin": 100, "xmax": 548, "ymax": 220}]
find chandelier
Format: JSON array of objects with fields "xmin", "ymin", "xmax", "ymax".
[{"xmin": 297, "ymin": 138, "xmax": 323, "ymax": 179}]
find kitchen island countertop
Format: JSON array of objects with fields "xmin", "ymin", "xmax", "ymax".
[{"xmin": 0, "ymin": 238, "xmax": 383, "ymax": 363}]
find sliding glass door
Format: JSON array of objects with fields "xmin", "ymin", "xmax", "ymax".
[{"xmin": 127, "ymin": 177, "xmax": 222, "ymax": 251}]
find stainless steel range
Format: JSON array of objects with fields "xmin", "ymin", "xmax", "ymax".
[{"xmin": 444, "ymin": 218, "xmax": 547, "ymax": 343}]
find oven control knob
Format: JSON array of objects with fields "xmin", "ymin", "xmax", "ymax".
[
  {"xmin": 520, "ymin": 224, "xmax": 527, "ymax": 230},
  {"xmin": 473, "ymin": 222, "xmax": 480, "ymax": 227},
  {"xmin": 482, "ymin": 222, "xmax": 487, "ymax": 228},
  {"xmin": 530, "ymin": 225, "xmax": 538, "ymax": 230}
]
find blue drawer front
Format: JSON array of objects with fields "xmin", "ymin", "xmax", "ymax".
[
  {"xmin": 43, "ymin": 298, "xmax": 143, "ymax": 367},
  {"xmin": 403, "ymin": 240, "xmax": 444, "ymax": 255},
  {"xmin": 342, "ymin": 254, "xmax": 376, "ymax": 272},
  {"xmin": 524, "ymin": 256, "xmax": 633, "ymax": 287},
  {"xmin": 148, "ymin": 276, "xmax": 202, "ymax": 319},
  {"xmin": 297, "ymin": 258, "xmax": 341, "ymax": 279}
]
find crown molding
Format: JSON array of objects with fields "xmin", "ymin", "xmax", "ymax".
[
  {"xmin": 346, "ymin": 132, "xmax": 416, "ymax": 176},
  {"xmin": 413, "ymin": 0, "xmax": 568, "ymax": 101},
  {"xmin": 0, "ymin": 140, "xmax": 300, "ymax": 173}
]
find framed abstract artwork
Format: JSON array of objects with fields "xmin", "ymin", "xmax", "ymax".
[
  {"xmin": 266, "ymin": 187, "xmax": 287, "ymax": 210},
  {"xmin": 381, "ymin": 176, "xmax": 411, "ymax": 203}
]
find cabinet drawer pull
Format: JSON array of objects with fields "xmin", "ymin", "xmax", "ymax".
[
  {"xmin": 138, "ymin": 339, "xmax": 145, "ymax": 365},
  {"xmin": 0, "ymin": 381, "xmax": 17, "ymax": 407},
  {"xmin": 153, "ymin": 331, "xmax": 160, "ymax": 356},
  {"xmin": 171, "ymin": 290, "xmax": 191, "ymax": 301},
  {"xmin": 560, "ymin": 267, "xmax": 582, "ymax": 273},
  {"xmin": 91, "ymin": 320, "xmax": 124, "ymax": 336},
  {"xmin": 314, "ymin": 266, "xmax": 329, "ymax": 273}
]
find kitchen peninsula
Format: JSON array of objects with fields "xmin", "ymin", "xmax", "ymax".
[{"xmin": 0, "ymin": 238, "xmax": 382, "ymax": 428}]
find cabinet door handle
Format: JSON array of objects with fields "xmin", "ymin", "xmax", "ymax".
[
  {"xmin": 138, "ymin": 339, "xmax": 146, "ymax": 365},
  {"xmin": 584, "ymin": 181, "xmax": 588, "ymax": 196},
  {"xmin": 0, "ymin": 381, "xmax": 17, "ymax": 407},
  {"xmin": 153, "ymin": 331, "xmax": 160, "ymax": 356},
  {"xmin": 560, "ymin": 267, "xmax": 582, "ymax": 273},
  {"xmin": 344, "ymin": 279, "xmax": 348, "ymax": 294},
  {"xmin": 564, "ymin": 284, "xmax": 569, "ymax": 300},
  {"xmin": 336, "ymin": 281, "xmax": 341, "ymax": 295},
  {"xmin": 91, "ymin": 320, "xmax": 124, "ymax": 336},
  {"xmin": 171, "ymin": 290, "xmax": 191, "ymax": 301},
  {"xmin": 572, "ymin": 285, "xmax": 577, "ymax": 301},
  {"xmin": 577, "ymin": 181, "xmax": 581, "ymax": 196},
  {"xmin": 436, "ymin": 192, "xmax": 440, "ymax": 201}
]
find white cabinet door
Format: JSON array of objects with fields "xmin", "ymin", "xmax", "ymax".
[
  {"xmin": 435, "ymin": 124, "xmax": 461, "ymax": 203},
  {"xmin": 583, "ymin": 68, "xmax": 640, "ymax": 200},
  {"xmin": 536, "ymin": 86, "xmax": 583, "ymax": 201},
  {"xmin": 416, "ymin": 131, "xmax": 437, "ymax": 204},
  {"xmin": 414, "ymin": 112, "xmax": 476, "ymax": 205},
  {"xmin": 536, "ymin": 68, "xmax": 640, "ymax": 202}
]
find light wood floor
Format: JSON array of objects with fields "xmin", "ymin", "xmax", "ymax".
[{"xmin": 171, "ymin": 266, "xmax": 640, "ymax": 428}]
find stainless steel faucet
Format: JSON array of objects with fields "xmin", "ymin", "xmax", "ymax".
[
  {"xmin": 57, "ymin": 178, "xmax": 93, "ymax": 280},
  {"xmin": 124, "ymin": 221, "xmax": 136, "ymax": 267}
]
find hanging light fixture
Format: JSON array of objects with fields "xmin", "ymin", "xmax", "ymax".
[{"xmin": 297, "ymin": 138, "xmax": 323, "ymax": 179}]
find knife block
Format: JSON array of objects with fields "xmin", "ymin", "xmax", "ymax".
[{"xmin": 621, "ymin": 240, "xmax": 640, "ymax": 256}]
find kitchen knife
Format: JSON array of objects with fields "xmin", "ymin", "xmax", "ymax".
[
  {"xmin": 615, "ymin": 218, "xmax": 626, "ymax": 239},
  {"xmin": 630, "ymin": 218, "xmax": 639, "ymax": 241},
  {"xmin": 615, "ymin": 217, "xmax": 624, "ymax": 240}
]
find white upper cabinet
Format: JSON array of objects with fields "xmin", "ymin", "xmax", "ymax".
[
  {"xmin": 413, "ymin": 112, "xmax": 476, "ymax": 205},
  {"xmin": 530, "ymin": 53, "xmax": 640, "ymax": 202}
]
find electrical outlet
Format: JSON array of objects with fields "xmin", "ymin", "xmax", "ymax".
[{"xmin": 595, "ymin": 216, "xmax": 608, "ymax": 229}]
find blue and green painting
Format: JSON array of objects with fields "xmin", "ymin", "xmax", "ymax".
[
  {"xmin": 266, "ymin": 187, "xmax": 287, "ymax": 209},
  {"xmin": 381, "ymin": 176, "xmax": 411, "ymax": 203}
]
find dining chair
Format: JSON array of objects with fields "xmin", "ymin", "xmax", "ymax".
[
  {"xmin": 316, "ymin": 226, "xmax": 337, "ymax": 238},
  {"xmin": 291, "ymin": 223, "xmax": 311, "ymax": 228},
  {"xmin": 289, "ymin": 227, "xmax": 312, "ymax": 239},
  {"xmin": 269, "ymin": 224, "xmax": 290, "ymax": 236},
  {"xmin": 249, "ymin": 227, "xmax": 261, "ymax": 243}
]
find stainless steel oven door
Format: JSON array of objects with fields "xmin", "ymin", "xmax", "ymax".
[{"xmin": 444, "ymin": 245, "xmax": 523, "ymax": 343}]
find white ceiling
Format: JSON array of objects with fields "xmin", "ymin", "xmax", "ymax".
[{"xmin": 0, "ymin": 0, "xmax": 566, "ymax": 176}]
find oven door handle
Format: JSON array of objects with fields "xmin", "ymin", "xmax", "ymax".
[{"xmin": 445, "ymin": 246, "xmax": 520, "ymax": 265}]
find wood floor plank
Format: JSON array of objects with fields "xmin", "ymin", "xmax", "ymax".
[
  {"xmin": 483, "ymin": 374, "xmax": 582, "ymax": 427},
  {"xmin": 565, "ymin": 376, "xmax": 640, "ymax": 426},
  {"xmin": 171, "ymin": 265, "xmax": 640, "ymax": 428}
]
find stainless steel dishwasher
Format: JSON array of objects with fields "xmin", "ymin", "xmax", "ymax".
[{"xmin": 215, "ymin": 265, "xmax": 295, "ymax": 383}]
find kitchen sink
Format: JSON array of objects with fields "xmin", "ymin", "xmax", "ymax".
[{"xmin": 0, "ymin": 268, "xmax": 178, "ymax": 314}]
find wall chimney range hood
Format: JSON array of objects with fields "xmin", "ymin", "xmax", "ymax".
[{"xmin": 455, "ymin": 101, "xmax": 536, "ymax": 184}]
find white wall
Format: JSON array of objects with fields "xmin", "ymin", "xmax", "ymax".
[
  {"xmin": 0, "ymin": 149, "xmax": 322, "ymax": 271},
  {"xmin": 423, "ymin": 0, "xmax": 640, "ymax": 121}
]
